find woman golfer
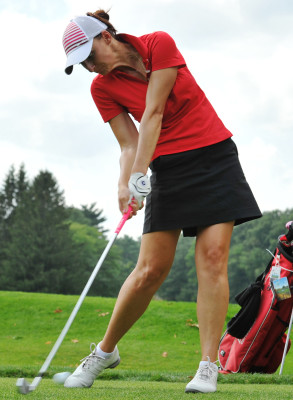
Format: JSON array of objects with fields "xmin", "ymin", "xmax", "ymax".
[{"xmin": 62, "ymin": 9, "xmax": 261, "ymax": 393}]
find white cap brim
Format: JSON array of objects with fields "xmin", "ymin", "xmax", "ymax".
[{"xmin": 65, "ymin": 38, "xmax": 93, "ymax": 75}]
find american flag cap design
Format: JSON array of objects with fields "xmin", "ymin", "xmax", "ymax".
[{"xmin": 62, "ymin": 16, "xmax": 107, "ymax": 75}]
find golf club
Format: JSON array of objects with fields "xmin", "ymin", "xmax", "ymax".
[
  {"xmin": 279, "ymin": 307, "xmax": 293, "ymax": 375},
  {"xmin": 279, "ymin": 221, "xmax": 293, "ymax": 375},
  {"xmin": 16, "ymin": 205, "xmax": 133, "ymax": 394}
]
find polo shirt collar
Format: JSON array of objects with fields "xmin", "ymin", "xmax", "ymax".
[{"xmin": 116, "ymin": 33, "xmax": 150, "ymax": 73}]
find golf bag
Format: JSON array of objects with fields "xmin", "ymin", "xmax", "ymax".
[{"xmin": 218, "ymin": 222, "xmax": 293, "ymax": 374}]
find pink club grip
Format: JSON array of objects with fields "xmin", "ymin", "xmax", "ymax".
[
  {"xmin": 286, "ymin": 221, "xmax": 293, "ymax": 230},
  {"xmin": 115, "ymin": 205, "xmax": 133, "ymax": 234}
]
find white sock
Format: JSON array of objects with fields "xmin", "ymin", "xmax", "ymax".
[
  {"xmin": 199, "ymin": 360, "xmax": 218, "ymax": 371},
  {"xmin": 96, "ymin": 342, "xmax": 115, "ymax": 358},
  {"xmin": 199, "ymin": 361, "xmax": 210, "ymax": 367}
]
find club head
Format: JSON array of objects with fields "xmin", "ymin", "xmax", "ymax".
[{"xmin": 16, "ymin": 378, "xmax": 32, "ymax": 395}]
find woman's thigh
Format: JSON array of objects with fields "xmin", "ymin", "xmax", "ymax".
[{"xmin": 136, "ymin": 229, "xmax": 181, "ymax": 274}]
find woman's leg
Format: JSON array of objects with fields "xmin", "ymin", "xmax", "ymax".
[
  {"xmin": 195, "ymin": 221, "xmax": 234, "ymax": 362},
  {"xmin": 100, "ymin": 229, "xmax": 181, "ymax": 352}
]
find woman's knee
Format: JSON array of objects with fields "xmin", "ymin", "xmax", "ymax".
[
  {"xmin": 133, "ymin": 259, "xmax": 171, "ymax": 290},
  {"xmin": 131, "ymin": 230, "xmax": 180, "ymax": 291},
  {"xmin": 196, "ymin": 222, "xmax": 233, "ymax": 278},
  {"xmin": 198, "ymin": 245, "xmax": 229, "ymax": 282}
]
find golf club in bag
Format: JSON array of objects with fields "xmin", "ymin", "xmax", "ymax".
[
  {"xmin": 16, "ymin": 206, "xmax": 132, "ymax": 395},
  {"xmin": 218, "ymin": 221, "xmax": 293, "ymax": 374},
  {"xmin": 279, "ymin": 221, "xmax": 293, "ymax": 375}
]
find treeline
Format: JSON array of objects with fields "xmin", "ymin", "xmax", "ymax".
[
  {"xmin": 0, "ymin": 165, "xmax": 292, "ymax": 302},
  {"xmin": 0, "ymin": 165, "xmax": 122, "ymax": 297}
]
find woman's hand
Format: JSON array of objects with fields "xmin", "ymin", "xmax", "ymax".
[
  {"xmin": 128, "ymin": 173, "xmax": 151, "ymax": 208},
  {"xmin": 118, "ymin": 184, "xmax": 142, "ymax": 218}
]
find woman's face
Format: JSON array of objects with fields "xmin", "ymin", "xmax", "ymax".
[{"xmin": 81, "ymin": 32, "xmax": 116, "ymax": 75}]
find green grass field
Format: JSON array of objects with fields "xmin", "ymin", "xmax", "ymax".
[
  {"xmin": 2, "ymin": 379, "xmax": 293, "ymax": 400},
  {"xmin": 1, "ymin": 291, "xmax": 292, "ymax": 399}
]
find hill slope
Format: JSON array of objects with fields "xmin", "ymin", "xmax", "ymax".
[{"xmin": 1, "ymin": 291, "xmax": 292, "ymax": 380}]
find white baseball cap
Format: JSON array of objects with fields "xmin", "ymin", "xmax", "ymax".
[{"xmin": 63, "ymin": 16, "xmax": 107, "ymax": 75}]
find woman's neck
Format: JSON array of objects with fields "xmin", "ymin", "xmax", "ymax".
[{"xmin": 114, "ymin": 42, "xmax": 147, "ymax": 81}]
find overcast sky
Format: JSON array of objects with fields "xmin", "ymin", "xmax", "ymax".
[{"xmin": 0, "ymin": 0, "xmax": 292, "ymax": 239}]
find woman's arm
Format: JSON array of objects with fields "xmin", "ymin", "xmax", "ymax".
[
  {"xmin": 109, "ymin": 67, "xmax": 177, "ymax": 213},
  {"xmin": 109, "ymin": 112, "xmax": 139, "ymax": 213},
  {"xmin": 131, "ymin": 67, "xmax": 178, "ymax": 175}
]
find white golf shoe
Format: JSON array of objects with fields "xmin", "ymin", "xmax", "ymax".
[
  {"xmin": 185, "ymin": 357, "xmax": 218, "ymax": 393},
  {"xmin": 64, "ymin": 343, "xmax": 120, "ymax": 388}
]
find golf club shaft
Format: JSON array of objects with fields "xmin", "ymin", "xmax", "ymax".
[
  {"xmin": 32, "ymin": 206, "xmax": 132, "ymax": 383},
  {"xmin": 279, "ymin": 307, "xmax": 293, "ymax": 375}
]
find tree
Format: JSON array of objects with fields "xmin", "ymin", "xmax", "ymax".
[
  {"xmin": 115, "ymin": 235, "xmax": 141, "ymax": 284},
  {"xmin": 0, "ymin": 165, "xmax": 30, "ymax": 283},
  {"xmin": 1, "ymin": 170, "xmax": 74, "ymax": 293},
  {"xmin": 157, "ymin": 236, "xmax": 196, "ymax": 301},
  {"xmin": 68, "ymin": 203, "xmax": 108, "ymax": 234},
  {"xmin": 1, "ymin": 165, "xmax": 16, "ymax": 220},
  {"xmin": 68, "ymin": 222, "xmax": 122, "ymax": 297},
  {"xmin": 180, "ymin": 244, "xmax": 198, "ymax": 302},
  {"xmin": 81, "ymin": 203, "xmax": 107, "ymax": 232},
  {"xmin": 0, "ymin": 192, "xmax": 7, "ymax": 267},
  {"xmin": 15, "ymin": 164, "xmax": 29, "ymax": 204},
  {"xmin": 0, "ymin": 165, "xmax": 123, "ymax": 296}
]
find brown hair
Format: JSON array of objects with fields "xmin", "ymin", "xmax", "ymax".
[{"xmin": 86, "ymin": 9, "xmax": 117, "ymax": 37}]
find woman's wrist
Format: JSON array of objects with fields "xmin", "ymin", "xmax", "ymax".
[{"xmin": 118, "ymin": 178, "xmax": 129, "ymax": 190}]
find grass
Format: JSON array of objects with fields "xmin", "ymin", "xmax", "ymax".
[
  {"xmin": 1, "ymin": 291, "xmax": 292, "ymax": 398},
  {"xmin": 2, "ymin": 379, "xmax": 293, "ymax": 400},
  {"xmin": 1, "ymin": 290, "xmax": 221, "ymax": 375}
]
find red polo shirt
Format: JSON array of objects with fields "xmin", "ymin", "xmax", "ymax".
[{"xmin": 91, "ymin": 31, "xmax": 232, "ymax": 161}]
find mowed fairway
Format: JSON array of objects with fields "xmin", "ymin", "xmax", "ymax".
[
  {"xmin": 2, "ymin": 379, "xmax": 293, "ymax": 400},
  {"xmin": 1, "ymin": 291, "xmax": 292, "ymax": 399}
]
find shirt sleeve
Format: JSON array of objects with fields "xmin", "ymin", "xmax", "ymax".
[
  {"xmin": 148, "ymin": 31, "xmax": 186, "ymax": 71},
  {"xmin": 91, "ymin": 77, "xmax": 124, "ymax": 123}
]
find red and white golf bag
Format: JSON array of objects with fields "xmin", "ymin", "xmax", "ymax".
[{"xmin": 218, "ymin": 222, "xmax": 293, "ymax": 374}]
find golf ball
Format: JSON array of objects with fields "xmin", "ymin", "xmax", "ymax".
[{"xmin": 52, "ymin": 371, "xmax": 71, "ymax": 384}]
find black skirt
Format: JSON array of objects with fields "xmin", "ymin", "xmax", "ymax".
[{"xmin": 143, "ymin": 138, "xmax": 262, "ymax": 237}]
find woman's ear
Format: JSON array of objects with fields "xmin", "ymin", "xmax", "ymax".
[{"xmin": 101, "ymin": 30, "xmax": 112, "ymax": 44}]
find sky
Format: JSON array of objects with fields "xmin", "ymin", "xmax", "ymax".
[{"xmin": 0, "ymin": 0, "xmax": 292, "ymax": 239}]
